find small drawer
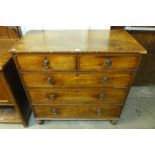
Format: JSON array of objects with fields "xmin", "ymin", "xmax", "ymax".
[
  {"xmin": 33, "ymin": 104, "xmax": 122, "ymax": 119},
  {"xmin": 23, "ymin": 72, "xmax": 132, "ymax": 88},
  {"xmin": 80, "ymin": 55, "xmax": 139, "ymax": 71},
  {"xmin": 29, "ymin": 89, "xmax": 127, "ymax": 105},
  {"xmin": 17, "ymin": 54, "xmax": 76, "ymax": 71}
]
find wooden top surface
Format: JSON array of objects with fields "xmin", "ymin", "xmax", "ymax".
[
  {"xmin": 10, "ymin": 30, "xmax": 146, "ymax": 54},
  {"xmin": 0, "ymin": 40, "xmax": 16, "ymax": 69},
  {"xmin": 0, "ymin": 40, "xmax": 17, "ymax": 52}
]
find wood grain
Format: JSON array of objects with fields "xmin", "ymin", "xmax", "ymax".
[
  {"xmin": 22, "ymin": 72, "xmax": 133, "ymax": 88},
  {"xmin": 10, "ymin": 30, "xmax": 146, "ymax": 54},
  {"xmin": 80, "ymin": 54, "xmax": 139, "ymax": 71},
  {"xmin": 0, "ymin": 40, "xmax": 17, "ymax": 53},
  {"xmin": 17, "ymin": 54, "xmax": 76, "ymax": 71},
  {"xmin": 29, "ymin": 88, "xmax": 127, "ymax": 105},
  {"xmin": 0, "ymin": 52, "xmax": 12, "ymax": 70},
  {"xmin": 0, "ymin": 26, "xmax": 19, "ymax": 39},
  {"xmin": 11, "ymin": 30, "xmax": 146, "ymax": 123},
  {"xmin": 33, "ymin": 104, "xmax": 122, "ymax": 119}
]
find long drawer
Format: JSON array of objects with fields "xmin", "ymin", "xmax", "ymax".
[
  {"xmin": 33, "ymin": 104, "xmax": 122, "ymax": 119},
  {"xmin": 17, "ymin": 54, "xmax": 76, "ymax": 71},
  {"xmin": 80, "ymin": 55, "xmax": 139, "ymax": 71},
  {"xmin": 29, "ymin": 89, "xmax": 127, "ymax": 105},
  {"xmin": 22, "ymin": 72, "xmax": 133, "ymax": 88}
]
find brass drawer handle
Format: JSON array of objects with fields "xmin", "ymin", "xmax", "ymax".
[
  {"xmin": 102, "ymin": 76, "xmax": 108, "ymax": 84},
  {"xmin": 96, "ymin": 108, "xmax": 104, "ymax": 115},
  {"xmin": 52, "ymin": 108, "xmax": 59, "ymax": 115},
  {"xmin": 99, "ymin": 93, "xmax": 104, "ymax": 103},
  {"xmin": 44, "ymin": 58, "xmax": 50, "ymax": 69},
  {"xmin": 47, "ymin": 77, "xmax": 53, "ymax": 85},
  {"xmin": 105, "ymin": 58, "xmax": 112, "ymax": 69},
  {"xmin": 48, "ymin": 94, "xmax": 56, "ymax": 100}
]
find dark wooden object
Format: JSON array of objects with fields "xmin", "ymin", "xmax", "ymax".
[
  {"xmin": 0, "ymin": 41, "xmax": 30, "ymax": 126},
  {"xmin": 111, "ymin": 26, "xmax": 155, "ymax": 86},
  {"xmin": 0, "ymin": 26, "xmax": 21, "ymax": 39},
  {"xmin": 10, "ymin": 30, "xmax": 146, "ymax": 125},
  {"xmin": 128, "ymin": 30, "xmax": 155, "ymax": 86}
]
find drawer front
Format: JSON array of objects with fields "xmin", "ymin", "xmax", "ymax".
[
  {"xmin": 23, "ymin": 72, "xmax": 132, "ymax": 88},
  {"xmin": 17, "ymin": 55, "xmax": 76, "ymax": 71},
  {"xmin": 29, "ymin": 89, "xmax": 127, "ymax": 105},
  {"xmin": 80, "ymin": 55, "xmax": 139, "ymax": 71},
  {"xmin": 33, "ymin": 105, "xmax": 122, "ymax": 119},
  {"xmin": 0, "ymin": 73, "xmax": 11, "ymax": 103}
]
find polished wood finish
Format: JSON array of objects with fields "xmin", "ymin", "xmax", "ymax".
[
  {"xmin": 79, "ymin": 55, "xmax": 139, "ymax": 71},
  {"xmin": 17, "ymin": 54, "xmax": 76, "ymax": 71},
  {"xmin": 22, "ymin": 72, "xmax": 133, "ymax": 88},
  {"xmin": 0, "ymin": 53, "xmax": 11, "ymax": 67},
  {"xmin": 33, "ymin": 104, "xmax": 122, "ymax": 119},
  {"xmin": 0, "ymin": 40, "xmax": 17, "ymax": 53},
  {"xmin": 29, "ymin": 89, "xmax": 127, "ymax": 105},
  {"xmin": 11, "ymin": 30, "xmax": 146, "ymax": 124},
  {"xmin": 11, "ymin": 30, "xmax": 146, "ymax": 54}
]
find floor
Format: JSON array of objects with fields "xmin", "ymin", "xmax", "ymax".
[{"xmin": 0, "ymin": 86, "xmax": 155, "ymax": 129}]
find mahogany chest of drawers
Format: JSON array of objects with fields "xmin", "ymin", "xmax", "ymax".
[
  {"xmin": 0, "ymin": 40, "xmax": 30, "ymax": 126},
  {"xmin": 10, "ymin": 30, "xmax": 146, "ymax": 125}
]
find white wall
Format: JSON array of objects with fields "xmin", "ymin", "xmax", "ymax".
[
  {"xmin": 21, "ymin": 26, "xmax": 110, "ymax": 36},
  {"xmin": 20, "ymin": 0, "xmax": 111, "ymax": 35}
]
